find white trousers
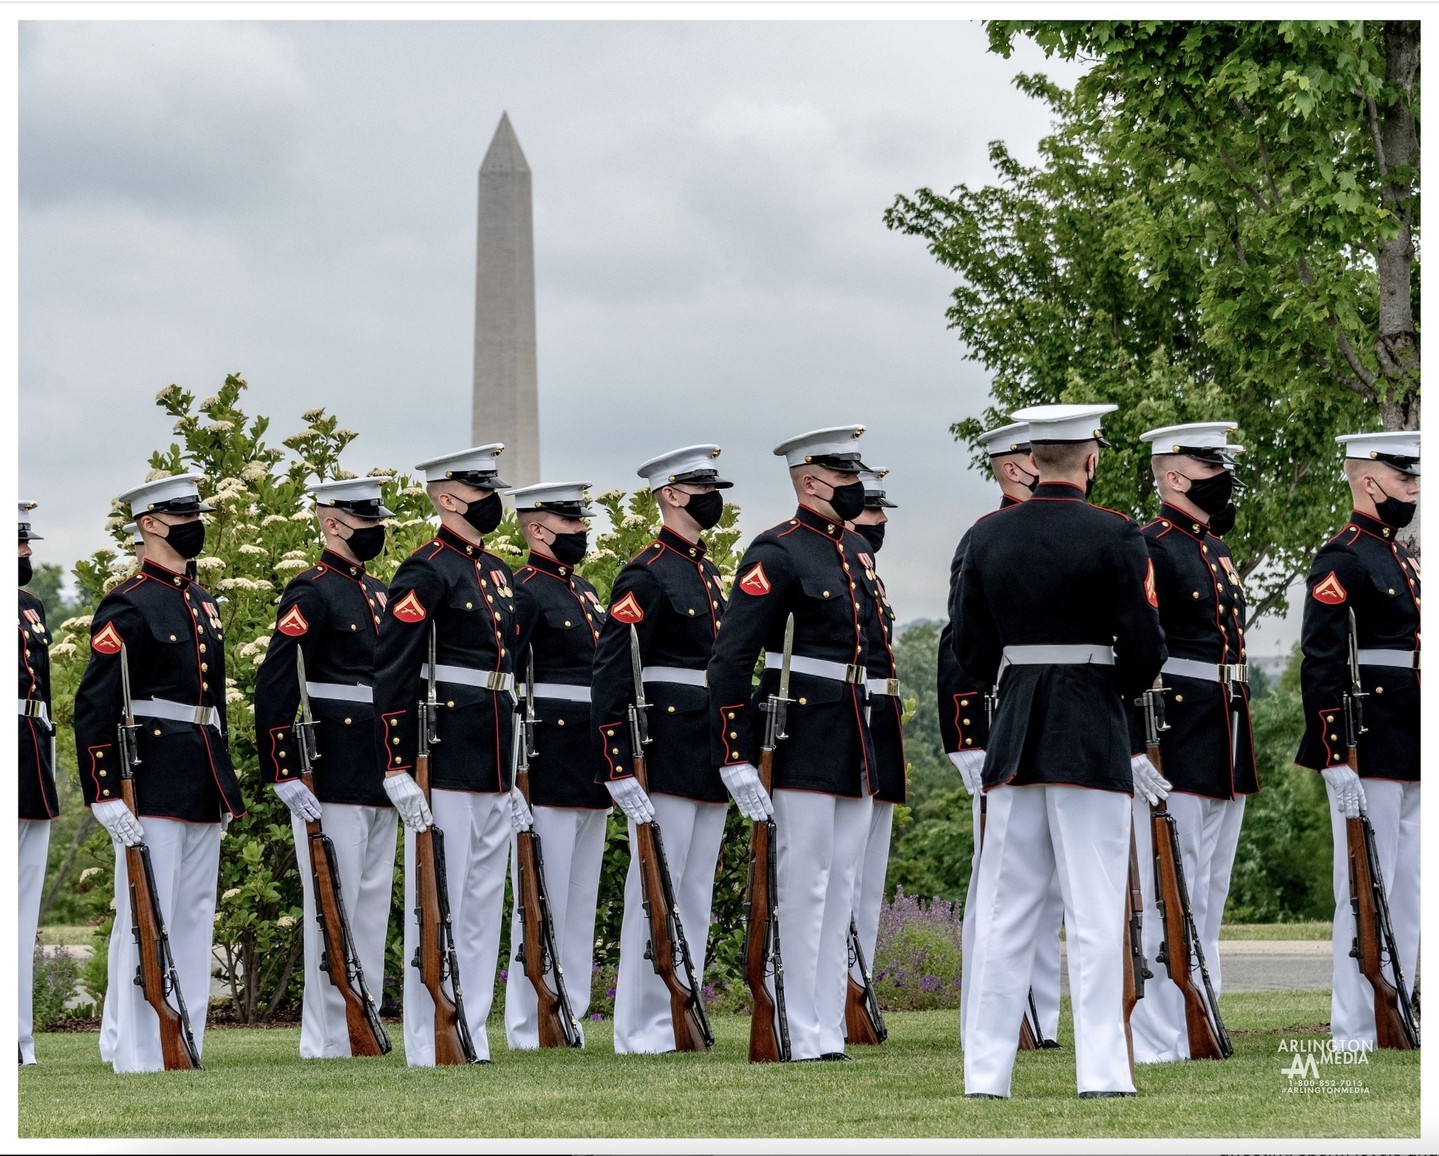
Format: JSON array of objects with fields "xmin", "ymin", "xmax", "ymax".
[
  {"xmin": 103, "ymin": 818, "xmax": 220, "ymax": 1073},
  {"xmin": 772, "ymin": 789, "xmax": 873, "ymax": 1060},
  {"xmin": 1130, "ymin": 792, "xmax": 1244, "ymax": 1063},
  {"xmin": 1326, "ymin": 778, "xmax": 1420, "ymax": 1047},
  {"xmin": 505, "ymin": 805, "xmax": 607, "ymax": 1048},
  {"xmin": 851, "ymin": 800, "xmax": 894, "ymax": 986},
  {"xmin": 964, "ymin": 784, "xmax": 1132, "ymax": 1097},
  {"xmin": 290, "ymin": 803, "xmax": 399, "ymax": 1059},
  {"xmin": 18, "ymin": 819, "xmax": 51, "ymax": 1064},
  {"xmin": 401, "ymin": 788, "xmax": 509, "ymax": 1066},
  {"xmin": 960, "ymin": 795, "xmax": 1064, "ymax": 1046},
  {"xmin": 613, "ymin": 795, "xmax": 727, "ymax": 1054}
]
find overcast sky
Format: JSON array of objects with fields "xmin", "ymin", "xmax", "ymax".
[{"xmin": 15, "ymin": 16, "xmax": 1301, "ymax": 651}]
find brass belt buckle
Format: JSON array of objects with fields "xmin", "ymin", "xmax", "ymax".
[{"xmin": 844, "ymin": 663, "xmax": 864, "ymax": 685}]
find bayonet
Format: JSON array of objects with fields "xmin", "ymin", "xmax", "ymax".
[
  {"xmin": 628, "ymin": 625, "xmax": 651, "ymax": 751},
  {"xmin": 295, "ymin": 649, "xmax": 321, "ymax": 772},
  {"xmin": 117, "ymin": 643, "xmax": 142, "ymax": 769}
]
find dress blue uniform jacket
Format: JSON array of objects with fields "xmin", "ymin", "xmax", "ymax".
[
  {"xmin": 19, "ymin": 587, "xmax": 58, "ymax": 820},
  {"xmin": 372, "ymin": 525, "xmax": 519, "ymax": 794},
  {"xmin": 511, "ymin": 551, "xmax": 610, "ymax": 809},
  {"xmin": 708, "ymin": 504, "xmax": 879, "ymax": 798},
  {"xmin": 1296, "ymin": 510, "xmax": 1419, "ymax": 781},
  {"xmin": 73, "ymin": 559, "xmax": 243, "ymax": 821},
  {"xmin": 253, "ymin": 548, "xmax": 390, "ymax": 807},
  {"xmin": 954, "ymin": 482, "xmax": 1166, "ymax": 793},
  {"xmin": 590, "ymin": 526, "xmax": 728, "ymax": 803},
  {"xmin": 863, "ymin": 555, "xmax": 906, "ymax": 804},
  {"xmin": 1124, "ymin": 503, "xmax": 1258, "ymax": 799}
]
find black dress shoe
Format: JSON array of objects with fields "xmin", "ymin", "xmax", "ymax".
[
  {"xmin": 1040, "ymin": 1038, "xmax": 1061, "ymax": 1049},
  {"xmin": 966, "ymin": 1092, "xmax": 1005, "ymax": 1100},
  {"xmin": 1079, "ymin": 1090, "xmax": 1135, "ymax": 1099},
  {"xmin": 819, "ymin": 1052, "xmax": 852, "ymax": 1062}
]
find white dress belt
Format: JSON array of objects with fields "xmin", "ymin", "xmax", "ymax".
[
  {"xmin": 17, "ymin": 699, "xmax": 51, "ymax": 725},
  {"xmin": 518, "ymin": 682, "xmax": 591, "ymax": 703},
  {"xmin": 420, "ymin": 664, "xmax": 515, "ymax": 693},
  {"xmin": 131, "ymin": 697, "xmax": 222, "ymax": 729},
  {"xmin": 1357, "ymin": 648, "xmax": 1421, "ymax": 670},
  {"xmin": 1000, "ymin": 644, "xmax": 1115, "ymax": 667},
  {"xmin": 641, "ymin": 666, "xmax": 708, "ymax": 688},
  {"xmin": 1162, "ymin": 657, "xmax": 1249, "ymax": 685},
  {"xmin": 305, "ymin": 681, "xmax": 373, "ymax": 704},
  {"xmin": 866, "ymin": 677, "xmax": 901, "ymax": 697},
  {"xmin": 764, "ymin": 652, "xmax": 866, "ymax": 684}
]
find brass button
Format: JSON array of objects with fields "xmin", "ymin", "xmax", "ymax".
[
  {"xmin": 960, "ymin": 699, "xmax": 969, "ymax": 707},
  {"xmin": 564, "ymin": 620, "xmax": 572, "ymax": 627},
  {"xmin": 467, "ymin": 602, "xmax": 474, "ymax": 610},
  {"xmin": 688, "ymin": 609, "xmax": 695, "ymax": 616},
  {"xmin": 394, "ymin": 757, "xmax": 403, "ymax": 765},
  {"xmin": 202, "ymin": 662, "xmax": 209, "ymax": 672},
  {"xmin": 199, "ymin": 644, "xmax": 207, "ymax": 653},
  {"xmin": 729, "ymin": 731, "xmax": 738, "ymax": 739},
  {"xmin": 170, "ymin": 634, "xmax": 178, "ymax": 641},
  {"xmin": 727, "ymin": 711, "xmax": 735, "ymax": 719},
  {"xmin": 447, "ymin": 701, "xmax": 455, "ymax": 708},
  {"xmin": 392, "ymin": 737, "xmax": 400, "ymax": 745},
  {"xmin": 280, "ymin": 750, "xmax": 287, "ymax": 758},
  {"xmin": 1375, "ymin": 686, "xmax": 1385, "ymax": 694},
  {"xmin": 344, "ymin": 718, "xmax": 352, "ymax": 725},
  {"xmin": 964, "ymin": 738, "xmax": 973, "ymax": 746},
  {"xmin": 557, "ymin": 719, "xmax": 565, "ymax": 727},
  {"xmin": 1191, "ymin": 592, "xmax": 1200, "ymax": 600},
  {"xmin": 666, "ymin": 707, "xmax": 675, "ymax": 714},
  {"xmin": 1175, "ymin": 694, "xmax": 1184, "ymax": 703},
  {"xmin": 798, "ymin": 697, "xmax": 808, "ymax": 706},
  {"xmin": 963, "ymin": 718, "xmax": 971, "ymax": 726},
  {"xmin": 97, "ymin": 751, "xmax": 104, "ymax": 759},
  {"xmin": 606, "ymin": 729, "xmax": 615, "ymax": 737},
  {"xmin": 823, "ymin": 591, "xmax": 831, "ymax": 598},
  {"xmin": 1330, "ymin": 734, "xmax": 1338, "ymax": 741},
  {"xmin": 388, "ymin": 718, "xmax": 397, "ymax": 726},
  {"xmin": 612, "ymin": 748, "xmax": 620, "ymax": 755},
  {"xmin": 102, "ymin": 790, "xmax": 111, "ymax": 797}
]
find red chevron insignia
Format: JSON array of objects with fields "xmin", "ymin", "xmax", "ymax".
[
  {"xmin": 277, "ymin": 605, "xmax": 309, "ymax": 637},
  {"xmin": 1313, "ymin": 572, "xmax": 1347, "ymax": 605},
  {"xmin": 610, "ymin": 592, "xmax": 644, "ymax": 624},
  {"xmin": 92, "ymin": 622, "xmax": 124, "ymax": 655},
  {"xmin": 1144, "ymin": 559, "xmax": 1159, "ymax": 608},
  {"xmin": 392, "ymin": 590, "xmax": 427, "ymax": 623},
  {"xmin": 739, "ymin": 563, "xmax": 771, "ymax": 597}
]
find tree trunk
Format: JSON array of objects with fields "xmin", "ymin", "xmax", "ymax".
[{"xmin": 1374, "ymin": 21, "xmax": 1421, "ymax": 427}]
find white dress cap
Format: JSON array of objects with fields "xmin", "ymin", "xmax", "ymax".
[
  {"xmin": 414, "ymin": 444, "xmax": 509, "ymax": 488},
  {"xmin": 1010, "ymin": 404, "xmax": 1118, "ymax": 446},
  {"xmin": 18, "ymin": 501, "xmax": 41, "ymax": 542},
  {"xmin": 976, "ymin": 422, "xmax": 1032, "ymax": 457},
  {"xmin": 1336, "ymin": 430, "xmax": 1421, "ymax": 475},
  {"xmin": 636, "ymin": 445, "xmax": 733, "ymax": 491},
  {"xmin": 772, "ymin": 425, "xmax": 869, "ymax": 470},
  {"xmin": 859, "ymin": 468, "xmax": 897, "ymax": 509},
  {"xmin": 505, "ymin": 481, "xmax": 596, "ymax": 517},
  {"xmin": 309, "ymin": 476, "xmax": 396, "ymax": 519},
  {"xmin": 118, "ymin": 473, "xmax": 215, "ymax": 516},
  {"xmin": 122, "ymin": 521, "xmax": 142, "ymax": 545},
  {"xmin": 1140, "ymin": 421, "xmax": 1244, "ymax": 464}
]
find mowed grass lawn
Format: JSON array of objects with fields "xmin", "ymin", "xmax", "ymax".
[{"xmin": 20, "ymin": 989, "xmax": 1416, "ymax": 1140}]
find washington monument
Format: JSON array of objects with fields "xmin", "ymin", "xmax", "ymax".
[{"xmin": 472, "ymin": 112, "xmax": 540, "ymax": 487}]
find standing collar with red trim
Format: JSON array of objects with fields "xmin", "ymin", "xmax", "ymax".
[
  {"xmin": 793, "ymin": 503, "xmax": 846, "ymax": 540},
  {"xmin": 524, "ymin": 550, "xmax": 578, "ymax": 581},
  {"xmin": 140, "ymin": 558, "xmax": 195, "ymax": 590},
  {"xmin": 657, "ymin": 525, "xmax": 708, "ymax": 558},
  {"xmin": 1347, "ymin": 509, "xmax": 1405, "ymax": 543},
  {"xmin": 437, "ymin": 523, "xmax": 491, "ymax": 557},
  {"xmin": 999, "ymin": 494, "xmax": 1022, "ymax": 510},
  {"xmin": 1157, "ymin": 501, "xmax": 1210, "ymax": 540},
  {"xmin": 319, "ymin": 548, "xmax": 368, "ymax": 580},
  {"xmin": 1031, "ymin": 481, "xmax": 1086, "ymax": 501}
]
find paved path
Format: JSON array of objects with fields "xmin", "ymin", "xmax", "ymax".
[{"xmin": 1056, "ymin": 940, "xmax": 1330, "ymax": 995}]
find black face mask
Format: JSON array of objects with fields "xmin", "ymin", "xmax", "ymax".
[
  {"xmin": 547, "ymin": 529, "xmax": 588, "ymax": 566},
  {"xmin": 821, "ymin": 479, "xmax": 867, "ymax": 522},
  {"xmin": 459, "ymin": 491, "xmax": 503, "ymax": 536},
  {"xmin": 343, "ymin": 524, "xmax": 387, "ymax": 563},
  {"xmin": 1013, "ymin": 465, "xmax": 1038, "ymax": 493},
  {"xmin": 682, "ymin": 490, "xmax": 725, "ymax": 531},
  {"xmin": 1084, "ymin": 471, "xmax": 1097, "ymax": 499},
  {"xmin": 1181, "ymin": 469, "xmax": 1235, "ymax": 517},
  {"xmin": 856, "ymin": 522, "xmax": 886, "ymax": 553},
  {"xmin": 1372, "ymin": 481, "xmax": 1418, "ymax": 529},
  {"xmin": 19, "ymin": 555, "xmax": 32, "ymax": 587},
  {"xmin": 157, "ymin": 518, "xmax": 206, "ymax": 560},
  {"xmin": 1207, "ymin": 503, "xmax": 1237, "ymax": 537}
]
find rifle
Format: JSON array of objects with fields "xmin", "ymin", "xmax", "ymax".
[
  {"xmin": 512, "ymin": 650, "xmax": 583, "ymax": 1048},
  {"xmin": 1122, "ymin": 816, "xmax": 1151, "ymax": 1082},
  {"xmin": 1139, "ymin": 677, "xmax": 1231, "ymax": 1060},
  {"xmin": 295, "ymin": 650, "xmax": 391, "ymax": 1057},
  {"xmin": 976, "ymin": 688, "xmax": 1041, "ymax": 1052},
  {"xmin": 1343, "ymin": 610, "xmax": 1419, "ymax": 1050},
  {"xmin": 117, "ymin": 643, "xmax": 202, "ymax": 1070},
  {"xmin": 626, "ymin": 626, "xmax": 714, "ymax": 1052},
  {"xmin": 743, "ymin": 614, "xmax": 793, "ymax": 1063},
  {"xmin": 844, "ymin": 912, "xmax": 887, "ymax": 1046},
  {"xmin": 410, "ymin": 624, "xmax": 481, "ymax": 1064}
]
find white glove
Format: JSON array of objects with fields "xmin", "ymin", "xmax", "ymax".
[
  {"xmin": 605, "ymin": 776, "xmax": 656, "ymax": 825},
  {"xmin": 221, "ymin": 812, "xmax": 233, "ymax": 836},
  {"xmin": 383, "ymin": 772, "xmax": 433, "ymax": 831},
  {"xmin": 948, "ymin": 750, "xmax": 986, "ymax": 796},
  {"xmin": 1130, "ymin": 753, "xmax": 1172, "ymax": 806},
  {"xmin": 719, "ymin": 762, "xmax": 775, "ymax": 821},
  {"xmin": 1321, "ymin": 765, "xmax": 1367, "ymax": 820},
  {"xmin": 273, "ymin": 778, "xmax": 323, "ymax": 822},
  {"xmin": 508, "ymin": 786, "xmax": 534, "ymax": 833},
  {"xmin": 93, "ymin": 799, "xmax": 144, "ymax": 847}
]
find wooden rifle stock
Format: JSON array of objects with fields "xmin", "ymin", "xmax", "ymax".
[
  {"xmin": 303, "ymin": 773, "xmax": 391, "ymax": 1057},
  {"xmin": 1122, "ymin": 822, "xmax": 1149, "ymax": 1083},
  {"xmin": 514, "ymin": 824, "xmax": 582, "ymax": 1048},
  {"xmin": 412, "ymin": 751, "xmax": 480, "ymax": 1065},
  {"xmin": 1347, "ymin": 811, "xmax": 1419, "ymax": 1050},
  {"xmin": 743, "ymin": 745, "xmax": 789, "ymax": 1062},
  {"xmin": 844, "ymin": 913, "xmax": 887, "ymax": 1046}
]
